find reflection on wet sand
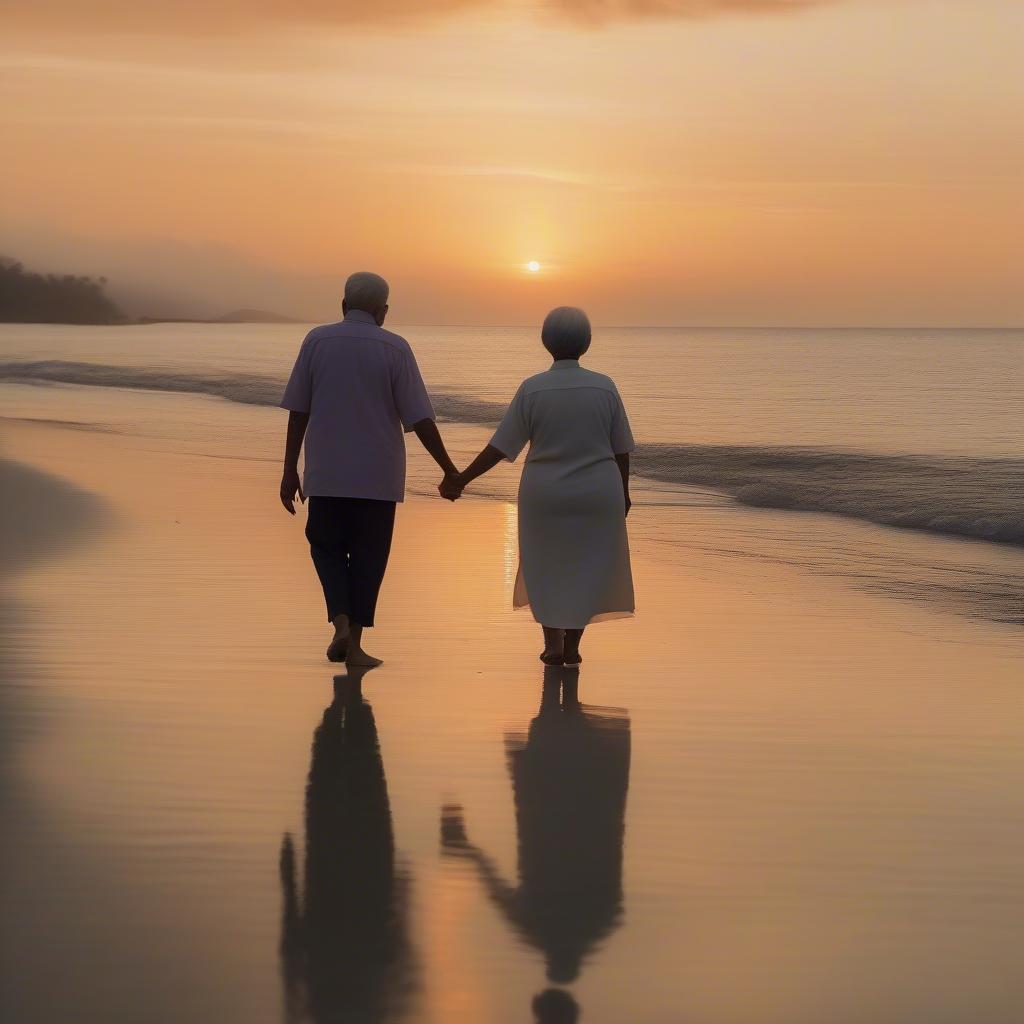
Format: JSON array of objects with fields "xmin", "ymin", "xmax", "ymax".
[
  {"xmin": 279, "ymin": 668, "xmax": 417, "ymax": 1024},
  {"xmin": 1, "ymin": 456, "xmax": 108, "ymax": 819},
  {"xmin": 442, "ymin": 666, "xmax": 631, "ymax": 1018}
]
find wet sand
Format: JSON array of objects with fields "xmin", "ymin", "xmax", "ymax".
[{"xmin": 2, "ymin": 419, "xmax": 1023, "ymax": 1024}]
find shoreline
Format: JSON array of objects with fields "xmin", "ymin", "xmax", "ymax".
[
  {"xmin": 3, "ymin": 404, "xmax": 1023, "ymax": 630},
  {"xmin": 4, "ymin": 416, "xmax": 1018, "ymax": 654}
]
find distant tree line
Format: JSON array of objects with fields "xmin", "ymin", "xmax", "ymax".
[{"xmin": 0, "ymin": 258, "xmax": 126, "ymax": 324}]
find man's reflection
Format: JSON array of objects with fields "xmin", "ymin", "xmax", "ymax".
[
  {"xmin": 280, "ymin": 668, "xmax": 416, "ymax": 1023},
  {"xmin": 442, "ymin": 666, "xmax": 630, "ymax": 1004}
]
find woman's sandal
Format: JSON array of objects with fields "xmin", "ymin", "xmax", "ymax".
[{"xmin": 562, "ymin": 653, "xmax": 583, "ymax": 668}]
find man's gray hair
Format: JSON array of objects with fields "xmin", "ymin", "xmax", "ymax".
[
  {"xmin": 344, "ymin": 271, "xmax": 390, "ymax": 314},
  {"xmin": 541, "ymin": 306, "xmax": 592, "ymax": 360}
]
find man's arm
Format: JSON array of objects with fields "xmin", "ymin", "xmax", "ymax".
[
  {"xmin": 411, "ymin": 418, "xmax": 460, "ymax": 496},
  {"xmin": 280, "ymin": 410, "xmax": 309, "ymax": 514}
]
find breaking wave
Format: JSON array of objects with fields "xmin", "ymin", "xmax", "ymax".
[
  {"xmin": 0, "ymin": 359, "xmax": 509, "ymax": 424},
  {"xmin": 634, "ymin": 444, "xmax": 1024, "ymax": 547}
]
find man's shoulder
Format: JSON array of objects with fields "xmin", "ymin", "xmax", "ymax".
[
  {"xmin": 304, "ymin": 321, "xmax": 413, "ymax": 357},
  {"xmin": 303, "ymin": 321, "xmax": 344, "ymax": 345},
  {"xmin": 374, "ymin": 326, "xmax": 415, "ymax": 357}
]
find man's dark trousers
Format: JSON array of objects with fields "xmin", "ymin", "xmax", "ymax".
[{"xmin": 305, "ymin": 497, "xmax": 396, "ymax": 627}]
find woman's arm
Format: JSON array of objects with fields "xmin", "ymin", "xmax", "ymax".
[
  {"xmin": 441, "ymin": 383, "xmax": 528, "ymax": 500},
  {"xmin": 460, "ymin": 445, "xmax": 506, "ymax": 487},
  {"xmin": 615, "ymin": 452, "xmax": 631, "ymax": 516}
]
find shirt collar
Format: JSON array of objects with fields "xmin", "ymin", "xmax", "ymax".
[
  {"xmin": 343, "ymin": 309, "xmax": 378, "ymax": 325},
  {"xmin": 552, "ymin": 358, "xmax": 580, "ymax": 368}
]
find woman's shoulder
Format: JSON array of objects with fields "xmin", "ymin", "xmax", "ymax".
[
  {"xmin": 519, "ymin": 366, "xmax": 618, "ymax": 394},
  {"xmin": 517, "ymin": 370, "xmax": 552, "ymax": 395},
  {"xmin": 578, "ymin": 367, "xmax": 618, "ymax": 391}
]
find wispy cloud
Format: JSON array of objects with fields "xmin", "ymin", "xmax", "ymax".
[
  {"xmin": 545, "ymin": 0, "xmax": 831, "ymax": 25},
  {"xmin": 394, "ymin": 164, "xmax": 605, "ymax": 187},
  {"xmin": 4, "ymin": 0, "xmax": 840, "ymax": 35}
]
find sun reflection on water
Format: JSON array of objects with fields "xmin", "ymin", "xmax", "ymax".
[{"xmin": 503, "ymin": 500, "xmax": 519, "ymax": 596}]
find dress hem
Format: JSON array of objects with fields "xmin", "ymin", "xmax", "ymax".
[{"xmin": 513, "ymin": 600, "xmax": 635, "ymax": 628}]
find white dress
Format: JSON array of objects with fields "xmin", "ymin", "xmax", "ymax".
[{"xmin": 490, "ymin": 359, "xmax": 636, "ymax": 629}]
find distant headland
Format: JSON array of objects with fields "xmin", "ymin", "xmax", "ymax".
[
  {"xmin": 1, "ymin": 258, "xmax": 126, "ymax": 325},
  {"xmin": 137, "ymin": 309, "xmax": 301, "ymax": 325},
  {"xmin": 0, "ymin": 258, "xmax": 300, "ymax": 326}
]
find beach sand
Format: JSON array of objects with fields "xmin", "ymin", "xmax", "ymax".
[{"xmin": 3, "ymin": 418, "xmax": 1023, "ymax": 1024}]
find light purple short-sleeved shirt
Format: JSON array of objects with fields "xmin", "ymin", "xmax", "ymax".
[{"xmin": 280, "ymin": 310, "xmax": 435, "ymax": 502}]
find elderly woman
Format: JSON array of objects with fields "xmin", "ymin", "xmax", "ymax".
[{"xmin": 445, "ymin": 307, "xmax": 635, "ymax": 666}]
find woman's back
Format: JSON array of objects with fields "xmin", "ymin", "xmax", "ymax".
[{"xmin": 492, "ymin": 360, "xmax": 633, "ymax": 481}]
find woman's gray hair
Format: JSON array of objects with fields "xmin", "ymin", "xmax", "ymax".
[{"xmin": 541, "ymin": 306, "xmax": 592, "ymax": 360}]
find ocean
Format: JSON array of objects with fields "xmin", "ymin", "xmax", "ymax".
[{"xmin": 2, "ymin": 322, "xmax": 1021, "ymax": 628}]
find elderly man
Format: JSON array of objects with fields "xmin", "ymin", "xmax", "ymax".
[{"xmin": 280, "ymin": 271, "xmax": 458, "ymax": 666}]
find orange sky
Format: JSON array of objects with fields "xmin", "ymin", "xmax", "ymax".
[{"xmin": 2, "ymin": 0, "xmax": 1022, "ymax": 324}]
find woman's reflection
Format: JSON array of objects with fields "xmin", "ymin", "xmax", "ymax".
[
  {"xmin": 442, "ymin": 666, "xmax": 630, "ymax": 1001},
  {"xmin": 279, "ymin": 667, "xmax": 417, "ymax": 1023}
]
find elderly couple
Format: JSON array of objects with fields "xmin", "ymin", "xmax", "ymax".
[{"xmin": 280, "ymin": 272, "xmax": 635, "ymax": 669}]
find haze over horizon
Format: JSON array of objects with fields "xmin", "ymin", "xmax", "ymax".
[{"xmin": 3, "ymin": 0, "xmax": 1022, "ymax": 326}]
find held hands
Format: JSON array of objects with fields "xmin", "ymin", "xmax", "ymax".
[{"xmin": 439, "ymin": 470, "xmax": 465, "ymax": 502}]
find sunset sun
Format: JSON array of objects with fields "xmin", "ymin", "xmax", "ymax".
[{"xmin": 526, "ymin": 260, "xmax": 541, "ymax": 273}]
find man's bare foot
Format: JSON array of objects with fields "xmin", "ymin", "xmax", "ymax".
[
  {"xmin": 346, "ymin": 648, "xmax": 383, "ymax": 668},
  {"xmin": 326, "ymin": 630, "xmax": 349, "ymax": 663}
]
